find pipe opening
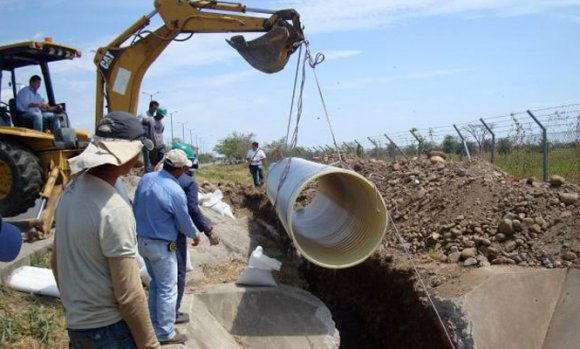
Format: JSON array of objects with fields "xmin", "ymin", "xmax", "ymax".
[{"xmin": 267, "ymin": 158, "xmax": 388, "ymax": 269}]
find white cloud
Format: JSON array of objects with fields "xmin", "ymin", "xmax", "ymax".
[
  {"xmin": 271, "ymin": 0, "xmax": 580, "ymax": 33},
  {"xmin": 321, "ymin": 50, "xmax": 362, "ymax": 60}
]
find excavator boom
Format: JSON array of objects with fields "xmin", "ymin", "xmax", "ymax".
[{"xmin": 94, "ymin": 0, "xmax": 304, "ymax": 125}]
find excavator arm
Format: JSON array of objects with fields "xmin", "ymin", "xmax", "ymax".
[{"xmin": 94, "ymin": 0, "xmax": 303, "ymax": 125}]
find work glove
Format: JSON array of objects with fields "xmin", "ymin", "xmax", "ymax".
[{"xmin": 204, "ymin": 227, "xmax": 220, "ymax": 246}]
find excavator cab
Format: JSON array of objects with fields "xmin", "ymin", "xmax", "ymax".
[
  {"xmin": 0, "ymin": 40, "xmax": 90, "ymax": 239},
  {"xmin": 0, "ymin": 40, "xmax": 80, "ymax": 128}
]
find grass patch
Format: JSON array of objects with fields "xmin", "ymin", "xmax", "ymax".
[
  {"xmin": 0, "ymin": 286, "xmax": 67, "ymax": 349},
  {"xmin": 196, "ymin": 163, "xmax": 269, "ymax": 186},
  {"xmin": 495, "ymin": 147, "xmax": 580, "ymax": 185},
  {"xmin": 29, "ymin": 249, "xmax": 52, "ymax": 269},
  {"xmin": 196, "ymin": 164, "xmax": 253, "ymax": 184}
]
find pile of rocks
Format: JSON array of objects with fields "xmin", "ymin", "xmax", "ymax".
[{"xmin": 321, "ymin": 152, "xmax": 579, "ymax": 269}]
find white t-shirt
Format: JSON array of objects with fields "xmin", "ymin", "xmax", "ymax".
[
  {"xmin": 246, "ymin": 148, "xmax": 266, "ymax": 166},
  {"xmin": 55, "ymin": 173, "xmax": 137, "ymax": 329},
  {"xmin": 16, "ymin": 86, "xmax": 45, "ymax": 113}
]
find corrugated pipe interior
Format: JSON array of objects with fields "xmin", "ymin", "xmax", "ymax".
[{"xmin": 267, "ymin": 157, "xmax": 388, "ymax": 269}]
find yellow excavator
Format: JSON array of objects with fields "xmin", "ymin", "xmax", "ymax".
[{"xmin": 0, "ymin": 0, "xmax": 303, "ymax": 239}]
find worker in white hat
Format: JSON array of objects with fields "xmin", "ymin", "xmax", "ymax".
[{"xmin": 52, "ymin": 111, "xmax": 160, "ymax": 349}]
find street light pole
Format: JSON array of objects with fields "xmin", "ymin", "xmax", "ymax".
[
  {"xmin": 142, "ymin": 90, "xmax": 160, "ymax": 102},
  {"xmin": 188, "ymin": 129, "xmax": 194, "ymax": 145},
  {"xmin": 176, "ymin": 122, "xmax": 186, "ymax": 143},
  {"xmin": 169, "ymin": 110, "xmax": 178, "ymax": 143}
]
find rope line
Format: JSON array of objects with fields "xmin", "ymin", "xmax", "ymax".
[
  {"xmin": 284, "ymin": 45, "xmax": 303, "ymax": 149},
  {"xmin": 387, "ymin": 210, "xmax": 458, "ymax": 349}
]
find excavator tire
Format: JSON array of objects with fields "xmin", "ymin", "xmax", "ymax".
[{"xmin": 0, "ymin": 141, "xmax": 44, "ymax": 217}]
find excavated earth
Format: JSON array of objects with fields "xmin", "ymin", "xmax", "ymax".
[{"xmin": 198, "ymin": 155, "xmax": 579, "ymax": 349}]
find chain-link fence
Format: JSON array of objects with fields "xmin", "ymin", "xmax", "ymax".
[{"xmin": 311, "ymin": 104, "xmax": 580, "ymax": 184}]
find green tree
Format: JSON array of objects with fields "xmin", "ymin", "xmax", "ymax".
[
  {"xmin": 497, "ymin": 138, "xmax": 513, "ymax": 154},
  {"xmin": 213, "ymin": 132, "xmax": 255, "ymax": 161},
  {"xmin": 441, "ymin": 135, "xmax": 459, "ymax": 154}
]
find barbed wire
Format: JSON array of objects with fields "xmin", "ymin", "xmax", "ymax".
[{"xmin": 337, "ymin": 104, "xmax": 579, "ymax": 150}]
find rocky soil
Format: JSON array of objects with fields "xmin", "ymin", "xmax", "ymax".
[
  {"xmin": 201, "ymin": 153, "xmax": 579, "ymax": 271},
  {"xmin": 348, "ymin": 152, "xmax": 579, "ymax": 270},
  {"xmin": 197, "ymin": 154, "xmax": 579, "ymax": 349}
]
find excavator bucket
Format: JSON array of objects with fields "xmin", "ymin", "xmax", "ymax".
[{"xmin": 227, "ymin": 26, "xmax": 300, "ymax": 74}]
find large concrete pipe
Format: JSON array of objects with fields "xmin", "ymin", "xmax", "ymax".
[{"xmin": 266, "ymin": 157, "xmax": 388, "ymax": 269}]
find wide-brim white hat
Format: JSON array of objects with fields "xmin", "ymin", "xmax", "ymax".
[{"xmin": 69, "ymin": 138, "xmax": 144, "ymax": 175}]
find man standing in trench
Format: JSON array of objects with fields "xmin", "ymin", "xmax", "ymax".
[{"xmin": 52, "ymin": 111, "xmax": 160, "ymax": 349}]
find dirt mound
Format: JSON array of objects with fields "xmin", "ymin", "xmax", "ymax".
[
  {"xmin": 346, "ymin": 156, "xmax": 579, "ymax": 269},
  {"xmin": 207, "ymin": 155, "xmax": 579, "ymax": 349},
  {"xmin": 209, "ymin": 156, "xmax": 579, "ymax": 270}
]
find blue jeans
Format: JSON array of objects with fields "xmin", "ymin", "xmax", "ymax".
[
  {"xmin": 176, "ymin": 233, "xmax": 187, "ymax": 315},
  {"xmin": 142, "ymin": 148, "xmax": 151, "ymax": 173},
  {"xmin": 21, "ymin": 111, "xmax": 60, "ymax": 132},
  {"xmin": 68, "ymin": 320, "xmax": 137, "ymax": 349},
  {"xmin": 249, "ymin": 164, "xmax": 264, "ymax": 187},
  {"xmin": 138, "ymin": 237, "xmax": 177, "ymax": 341}
]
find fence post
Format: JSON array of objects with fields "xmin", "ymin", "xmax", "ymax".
[
  {"xmin": 409, "ymin": 129, "xmax": 423, "ymax": 157},
  {"xmin": 354, "ymin": 140, "xmax": 364, "ymax": 158},
  {"xmin": 367, "ymin": 137, "xmax": 380, "ymax": 159},
  {"xmin": 453, "ymin": 124, "xmax": 471, "ymax": 161},
  {"xmin": 480, "ymin": 118, "xmax": 495, "ymax": 164},
  {"xmin": 342, "ymin": 142, "xmax": 352, "ymax": 153},
  {"xmin": 527, "ymin": 110, "xmax": 548, "ymax": 182},
  {"xmin": 384, "ymin": 134, "xmax": 409, "ymax": 161},
  {"xmin": 317, "ymin": 146, "xmax": 326, "ymax": 154}
]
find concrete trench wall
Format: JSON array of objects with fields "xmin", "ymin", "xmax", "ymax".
[{"xmin": 433, "ymin": 267, "xmax": 580, "ymax": 349}]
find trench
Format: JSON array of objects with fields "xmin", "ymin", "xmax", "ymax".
[{"xmin": 242, "ymin": 194, "xmax": 452, "ymax": 349}]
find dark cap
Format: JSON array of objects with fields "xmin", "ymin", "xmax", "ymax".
[{"xmin": 96, "ymin": 111, "xmax": 153, "ymax": 150}]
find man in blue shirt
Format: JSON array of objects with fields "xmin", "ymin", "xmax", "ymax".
[
  {"xmin": 133, "ymin": 149, "xmax": 200, "ymax": 346},
  {"xmin": 171, "ymin": 143, "xmax": 220, "ymax": 325},
  {"xmin": 16, "ymin": 75, "xmax": 61, "ymax": 133}
]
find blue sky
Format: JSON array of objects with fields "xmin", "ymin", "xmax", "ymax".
[{"xmin": 1, "ymin": 0, "xmax": 579, "ymax": 152}]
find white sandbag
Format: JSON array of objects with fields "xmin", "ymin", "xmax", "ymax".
[
  {"xmin": 212, "ymin": 201, "xmax": 235, "ymax": 219},
  {"xmin": 201, "ymin": 189, "xmax": 223, "ymax": 207},
  {"xmin": 236, "ymin": 267, "xmax": 277, "ymax": 287},
  {"xmin": 200, "ymin": 189, "xmax": 235, "ymax": 219},
  {"xmin": 235, "ymin": 246, "xmax": 281, "ymax": 287},
  {"xmin": 185, "ymin": 245, "xmax": 194, "ymax": 272},
  {"xmin": 248, "ymin": 246, "xmax": 281, "ymax": 271},
  {"xmin": 7, "ymin": 266, "xmax": 60, "ymax": 298}
]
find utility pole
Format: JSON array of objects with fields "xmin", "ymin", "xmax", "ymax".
[
  {"xmin": 169, "ymin": 110, "xmax": 178, "ymax": 143},
  {"xmin": 177, "ymin": 122, "xmax": 186, "ymax": 143},
  {"xmin": 142, "ymin": 90, "xmax": 160, "ymax": 102}
]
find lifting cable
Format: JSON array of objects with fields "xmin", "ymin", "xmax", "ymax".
[
  {"xmin": 387, "ymin": 210, "xmax": 458, "ymax": 349},
  {"xmin": 275, "ymin": 40, "xmax": 338, "ymax": 208},
  {"xmin": 280, "ymin": 39, "xmax": 458, "ymax": 349}
]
